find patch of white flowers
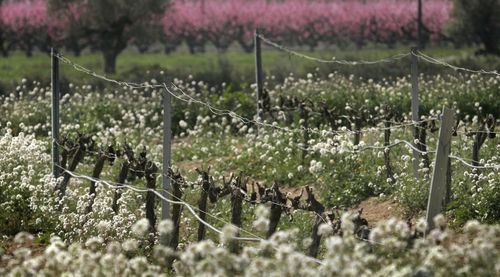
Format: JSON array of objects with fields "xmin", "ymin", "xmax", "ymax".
[
  {"xmin": 0, "ymin": 129, "xmax": 58, "ymax": 234},
  {"xmin": 1, "ymin": 215, "xmax": 499, "ymax": 276}
]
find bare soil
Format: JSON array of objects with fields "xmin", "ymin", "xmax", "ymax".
[
  {"xmin": 0, "ymin": 239, "xmax": 45, "ymax": 268},
  {"xmin": 350, "ymin": 197, "xmax": 405, "ymax": 227}
]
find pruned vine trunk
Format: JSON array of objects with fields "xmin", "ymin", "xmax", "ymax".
[
  {"xmin": 267, "ymin": 184, "xmax": 285, "ymax": 238},
  {"xmin": 229, "ymin": 186, "xmax": 243, "ymax": 253},
  {"xmin": 145, "ymin": 161, "xmax": 158, "ymax": 244},
  {"xmin": 85, "ymin": 152, "xmax": 107, "ymax": 214},
  {"xmin": 383, "ymin": 120, "xmax": 395, "ymax": 183},
  {"xmin": 170, "ymin": 171, "xmax": 184, "ymax": 250},
  {"xmin": 197, "ymin": 171, "xmax": 210, "ymax": 241}
]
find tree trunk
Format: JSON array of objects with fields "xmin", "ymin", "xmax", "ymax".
[
  {"xmin": 238, "ymin": 40, "xmax": 254, "ymax": 53},
  {"xmin": 103, "ymin": 50, "xmax": 118, "ymax": 74},
  {"xmin": 71, "ymin": 43, "xmax": 82, "ymax": 57},
  {"xmin": 25, "ymin": 44, "xmax": 33, "ymax": 57},
  {"xmin": 479, "ymin": 33, "xmax": 500, "ymax": 56},
  {"xmin": 0, "ymin": 44, "xmax": 8, "ymax": 57}
]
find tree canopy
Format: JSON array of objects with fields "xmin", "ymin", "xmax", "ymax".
[
  {"xmin": 49, "ymin": 0, "xmax": 169, "ymax": 73},
  {"xmin": 449, "ymin": 0, "xmax": 500, "ymax": 55}
]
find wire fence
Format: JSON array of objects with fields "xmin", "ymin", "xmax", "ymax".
[
  {"xmin": 55, "ymin": 53, "xmax": 499, "ymax": 167},
  {"xmin": 39, "ymin": 34, "xmax": 500, "ymax": 261},
  {"xmin": 53, "ymin": 51, "xmax": 499, "ymax": 171},
  {"xmin": 258, "ymin": 34, "xmax": 412, "ymax": 65},
  {"xmin": 258, "ymin": 34, "xmax": 500, "ymax": 78}
]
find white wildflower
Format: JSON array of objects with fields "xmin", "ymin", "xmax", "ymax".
[
  {"xmin": 132, "ymin": 218, "xmax": 150, "ymax": 237},
  {"xmin": 158, "ymin": 219, "xmax": 174, "ymax": 236}
]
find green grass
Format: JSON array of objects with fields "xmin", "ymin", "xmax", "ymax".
[{"xmin": 1, "ymin": 44, "xmax": 494, "ymax": 93}]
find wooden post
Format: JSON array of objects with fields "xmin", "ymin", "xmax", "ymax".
[
  {"xmin": 425, "ymin": 108, "xmax": 455, "ymax": 232},
  {"xmin": 411, "ymin": 48, "xmax": 421, "ymax": 180},
  {"xmin": 162, "ymin": 85, "xmax": 172, "ymax": 221},
  {"xmin": 254, "ymin": 29, "xmax": 264, "ymax": 135},
  {"xmin": 51, "ymin": 48, "xmax": 60, "ymax": 179}
]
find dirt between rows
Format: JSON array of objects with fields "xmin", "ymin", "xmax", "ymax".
[
  {"xmin": 350, "ymin": 197, "xmax": 406, "ymax": 227},
  {"xmin": 0, "ymin": 240, "xmax": 45, "ymax": 268},
  {"xmin": 248, "ymin": 181, "xmax": 406, "ymax": 227}
]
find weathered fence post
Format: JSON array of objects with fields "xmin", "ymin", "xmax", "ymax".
[
  {"xmin": 162, "ymin": 84, "xmax": 172, "ymax": 222},
  {"xmin": 425, "ymin": 107, "xmax": 455, "ymax": 232},
  {"xmin": 254, "ymin": 28, "xmax": 264, "ymax": 135},
  {"xmin": 410, "ymin": 48, "xmax": 421, "ymax": 180},
  {"xmin": 51, "ymin": 48, "xmax": 60, "ymax": 179},
  {"xmin": 145, "ymin": 161, "xmax": 158, "ymax": 243}
]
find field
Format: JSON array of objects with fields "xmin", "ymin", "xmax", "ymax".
[
  {"xmin": 1, "ymin": 0, "xmax": 500, "ymax": 275},
  {"xmin": 3, "ymin": 45, "xmax": 500, "ymax": 93},
  {"xmin": 0, "ymin": 48, "xmax": 499, "ymax": 275}
]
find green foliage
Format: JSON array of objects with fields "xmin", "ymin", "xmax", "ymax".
[
  {"xmin": 0, "ymin": 72, "xmax": 499, "ymax": 240},
  {"xmin": 3, "ymin": 45, "xmax": 500, "ymax": 95},
  {"xmin": 448, "ymin": 0, "xmax": 500, "ymax": 55}
]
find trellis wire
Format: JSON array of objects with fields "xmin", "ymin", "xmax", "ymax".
[
  {"xmin": 53, "ymin": 54, "xmax": 500, "ymax": 171},
  {"xmin": 54, "ymin": 53, "xmax": 430, "ymax": 141},
  {"xmin": 414, "ymin": 51, "xmax": 500, "ymax": 77},
  {"xmin": 257, "ymin": 34, "xmax": 500, "ymax": 77},
  {"xmin": 56, "ymin": 165, "xmax": 326, "ymax": 265},
  {"xmin": 258, "ymin": 34, "xmax": 412, "ymax": 65},
  {"xmin": 449, "ymin": 155, "xmax": 500, "ymax": 170}
]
